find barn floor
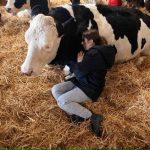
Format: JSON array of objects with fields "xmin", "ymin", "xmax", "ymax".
[{"xmin": 0, "ymin": 4, "xmax": 150, "ymax": 148}]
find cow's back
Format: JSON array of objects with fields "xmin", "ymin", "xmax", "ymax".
[{"xmin": 82, "ymin": 4, "xmax": 150, "ymax": 62}]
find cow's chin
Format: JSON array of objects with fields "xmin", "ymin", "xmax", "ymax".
[{"xmin": 21, "ymin": 64, "xmax": 43, "ymax": 76}]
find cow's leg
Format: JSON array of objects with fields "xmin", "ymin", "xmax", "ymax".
[
  {"xmin": 141, "ymin": 48, "xmax": 150, "ymax": 56},
  {"xmin": 135, "ymin": 56, "xmax": 146, "ymax": 66},
  {"xmin": 135, "ymin": 48, "xmax": 150, "ymax": 66}
]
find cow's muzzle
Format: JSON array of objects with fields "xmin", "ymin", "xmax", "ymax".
[{"xmin": 6, "ymin": 8, "xmax": 11, "ymax": 13}]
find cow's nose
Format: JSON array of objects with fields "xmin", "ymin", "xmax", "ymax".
[
  {"xmin": 6, "ymin": 8, "xmax": 11, "ymax": 13},
  {"xmin": 22, "ymin": 70, "xmax": 33, "ymax": 76}
]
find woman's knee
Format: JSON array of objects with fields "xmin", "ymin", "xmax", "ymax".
[
  {"xmin": 51, "ymin": 84, "xmax": 60, "ymax": 96},
  {"xmin": 57, "ymin": 96, "xmax": 67, "ymax": 108}
]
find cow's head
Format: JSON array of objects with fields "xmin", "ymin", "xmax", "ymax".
[
  {"xmin": 21, "ymin": 14, "xmax": 61, "ymax": 75},
  {"xmin": 5, "ymin": 0, "xmax": 30, "ymax": 14}
]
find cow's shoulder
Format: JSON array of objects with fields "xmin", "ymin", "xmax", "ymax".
[{"xmin": 49, "ymin": 5, "xmax": 73, "ymax": 23}]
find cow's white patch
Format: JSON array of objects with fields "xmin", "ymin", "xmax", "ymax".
[
  {"xmin": 84, "ymin": 4, "xmax": 115, "ymax": 42},
  {"xmin": 87, "ymin": 20, "xmax": 92, "ymax": 30},
  {"xmin": 21, "ymin": 14, "xmax": 61, "ymax": 75}
]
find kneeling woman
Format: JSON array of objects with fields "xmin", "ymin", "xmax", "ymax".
[{"xmin": 51, "ymin": 29, "xmax": 116, "ymax": 136}]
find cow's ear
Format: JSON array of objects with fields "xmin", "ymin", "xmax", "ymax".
[{"xmin": 45, "ymin": 16, "xmax": 56, "ymax": 27}]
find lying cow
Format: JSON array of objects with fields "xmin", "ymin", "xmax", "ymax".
[
  {"xmin": 145, "ymin": 0, "xmax": 150, "ymax": 12},
  {"xmin": 125, "ymin": 0, "xmax": 150, "ymax": 12},
  {"xmin": 5, "ymin": 0, "xmax": 49, "ymax": 17},
  {"xmin": 21, "ymin": 4, "xmax": 150, "ymax": 75}
]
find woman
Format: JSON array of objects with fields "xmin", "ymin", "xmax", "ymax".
[{"xmin": 51, "ymin": 29, "xmax": 116, "ymax": 137}]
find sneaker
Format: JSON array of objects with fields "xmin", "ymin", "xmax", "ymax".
[
  {"xmin": 90, "ymin": 113, "xmax": 103, "ymax": 137},
  {"xmin": 70, "ymin": 114, "xmax": 85, "ymax": 123}
]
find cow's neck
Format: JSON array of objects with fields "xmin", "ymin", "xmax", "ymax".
[
  {"xmin": 49, "ymin": 6, "xmax": 77, "ymax": 37},
  {"xmin": 72, "ymin": 4, "xmax": 98, "ymax": 33}
]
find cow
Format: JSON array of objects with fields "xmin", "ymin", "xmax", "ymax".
[
  {"xmin": 85, "ymin": 0, "xmax": 109, "ymax": 5},
  {"xmin": 21, "ymin": 4, "xmax": 150, "ymax": 75},
  {"xmin": 5, "ymin": 0, "xmax": 49, "ymax": 17},
  {"xmin": 145, "ymin": 0, "xmax": 150, "ymax": 12},
  {"xmin": 126, "ymin": 0, "xmax": 145, "ymax": 8},
  {"xmin": 124, "ymin": 0, "xmax": 150, "ymax": 10}
]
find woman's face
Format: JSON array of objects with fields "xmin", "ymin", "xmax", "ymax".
[{"xmin": 82, "ymin": 38, "xmax": 94, "ymax": 50}]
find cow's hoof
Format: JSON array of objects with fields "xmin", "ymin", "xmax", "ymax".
[{"xmin": 135, "ymin": 56, "xmax": 146, "ymax": 66}]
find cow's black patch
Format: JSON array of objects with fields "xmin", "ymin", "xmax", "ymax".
[
  {"xmin": 49, "ymin": 7, "xmax": 72, "ymax": 23},
  {"xmin": 49, "ymin": 6, "xmax": 82, "ymax": 65},
  {"xmin": 72, "ymin": 5, "xmax": 98, "ymax": 33},
  {"xmin": 141, "ymin": 38, "xmax": 146, "ymax": 49},
  {"xmin": 51, "ymin": 35, "xmax": 83, "ymax": 65},
  {"xmin": 49, "ymin": 7, "xmax": 77, "ymax": 36},
  {"xmin": 30, "ymin": 0, "xmax": 49, "ymax": 16},
  {"xmin": 14, "ymin": 0, "xmax": 27, "ymax": 8},
  {"xmin": 96, "ymin": 5, "xmax": 141, "ymax": 54}
]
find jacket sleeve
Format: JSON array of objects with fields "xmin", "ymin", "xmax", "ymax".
[{"xmin": 69, "ymin": 53, "xmax": 100, "ymax": 78}]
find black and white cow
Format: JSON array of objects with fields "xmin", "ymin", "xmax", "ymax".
[
  {"xmin": 126, "ymin": 0, "xmax": 145, "ymax": 8},
  {"xmin": 125, "ymin": 0, "xmax": 150, "ymax": 12},
  {"xmin": 21, "ymin": 4, "xmax": 150, "ymax": 75},
  {"xmin": 5, "ymin": 0, "xmax": 49, "ymax": 17},
  {"xmin": 145, "ymin": 0, "xmax": 150, "ymax": 12}
]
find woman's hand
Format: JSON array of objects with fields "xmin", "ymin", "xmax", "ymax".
[{"xmin": 77, "ymin": 51, "xmax": 84, "ymax": 62}]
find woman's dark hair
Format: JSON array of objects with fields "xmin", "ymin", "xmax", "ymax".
[{"xmin": 82, "ymin": 29, "xmax": 107, "ymax": 45}]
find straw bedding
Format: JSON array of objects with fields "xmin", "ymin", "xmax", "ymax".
[{"xmin": 0, "ymin": 3, "xmax": 150, "ymax": 148}]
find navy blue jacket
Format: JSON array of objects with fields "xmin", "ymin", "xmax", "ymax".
[{"xmin": 68, "ymin": 45, "xmax": 116, "ymax": 101}]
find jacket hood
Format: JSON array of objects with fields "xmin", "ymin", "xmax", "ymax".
[{"xmin": 92, "ymin": 45, "xmax": 117, "ymax": 69}]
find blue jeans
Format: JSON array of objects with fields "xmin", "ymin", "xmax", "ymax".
[{"xmin": 51, "ymin": 81, "xmax": 92, "ymax": 119}]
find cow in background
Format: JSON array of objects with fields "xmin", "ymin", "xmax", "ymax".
[
  {"xmin": 125, "ymin": 0, "xmax": 150, "ymax": 13},
  {"xmin": 145, "ymin": 0, "xmax": 150, "ymax": 12},
  {"xmin": 5, "ymin": 0, "xmax": 49, "ymax": 17}
]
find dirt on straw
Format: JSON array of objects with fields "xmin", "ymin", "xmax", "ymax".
[{"xmin": 0, "ymin": 3, "xmax": 150, "ymax": 148}]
